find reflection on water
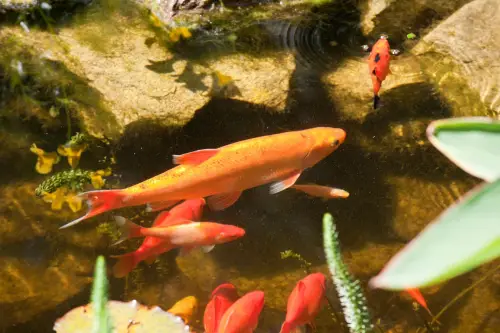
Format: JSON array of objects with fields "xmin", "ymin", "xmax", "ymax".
[{"xmin": 0, "ymin": 0, "xmax": 498, "ymax": 332}]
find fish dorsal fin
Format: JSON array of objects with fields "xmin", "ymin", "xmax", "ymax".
[
  {"xmin": 269, "ymin": 171, "xmax": 302, "ymax": 195},
  {"xmin": 207, "ymin": 191, "xmax": 242, "ymax": 211},
  {"xmin": 173, "ymin": 149, "xmax": 220, "ymax": 165},
  {"xmin": 202, "ymin": 245, "xmax": 215, "ymax": 253},
  {"xmin": 291, "ymin": 281, "xmax": 307, "ymax": 314}
]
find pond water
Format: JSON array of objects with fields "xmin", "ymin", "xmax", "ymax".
[{"xmin": 1, "ymin": 0, "xmax": 499, "ymax": 332}]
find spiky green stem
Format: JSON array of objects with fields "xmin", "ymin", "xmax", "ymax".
[{"xmin": 323, "ymin": 213, "xmax": 373, "ymax": 333}]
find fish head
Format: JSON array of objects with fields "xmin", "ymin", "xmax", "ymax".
[
  {"xmin": 214, "ymin": 225, "xmax": 246, "ymax": 244},
  {"xmin": 211, "ymin": 282, "xmax": 239, "ymax": 300},
  {"xmin": 303, "ymin": 127, "xmax": 346, "ymax": 167}
]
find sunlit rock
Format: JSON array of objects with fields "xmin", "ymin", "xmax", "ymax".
[
  {"xmin": 359, "ymin": 0, "xmax": 472, "ymax": 41},
  {"xmin": 411, "ymin": 0, "xmax": 500, "ymax": 118}
]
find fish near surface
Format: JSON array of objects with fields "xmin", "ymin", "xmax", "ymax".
[
  {"xmin": 217, "ymin": 290, "xmax": 265, "ymax": 333},
  {"xmin": 204, "ymin": 283, "xmax": 240, "ymax": 333},
  {"xmin": 368, "ymin": 35, "xmax": 391, "ymax": 109},
  {"xmin": 114, "ymin": 217, "xmax": 245, "ymax": 254},
  {"xmin": 61, "ymin": 127, "xmax": 346, "ymax": 229},
  {"xmin": 111, "ymin": 198, "xmax": 206, "ymax": 278},
  {"xmin": 280, "ymin": 273, "xmax": 327, "ymax": 333}
]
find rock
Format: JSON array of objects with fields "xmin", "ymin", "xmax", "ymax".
[
  {"xmin": 411, "ymin": 0, "xmax": 500, "ymax": 118},
  {"xmin": 0, "ymin": 0, "xmax": 91, "ymax": 13},
  {"xmin": 0, "ymin": 1, "xmax": 295, "ymax": 141},
  {"xmin": 0, "ymin": 253, "xmax": 93, "ymax": 329},
  {"xmin": 359, "ymin": 0, "xmax": 472, "ymax": 42}
]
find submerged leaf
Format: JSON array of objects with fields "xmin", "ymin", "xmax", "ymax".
[
  {"xmin": 370, "ymin": 179, "xmax": 500, "ymax": 290},
  {"xmin": 427, "ymin": 117, "xmax": 500, "ymax": 182}
]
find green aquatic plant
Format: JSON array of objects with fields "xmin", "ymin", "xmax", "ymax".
[
  {"xmin": 323, "ymin": 213, "xmax": 373, "ymax": 333},
  {"xmin": 371, "ymin": 117, "xmax": 500, "ymax": 290},
  {"xmin": 407, "ymin": 33, "xmax": 417, "ymax": 40},
  {"xmin": 280, "ymin": 249, "xmax": 312, "ymax": 272},
  {"xmin": 35, "ymin": 168, "xmax": 112, "ymax": 196},
  {"xmin": 65, "ymin": 132, "xmax": 88, "ymax": 147},
  {"xmin": 91, "ymin": 256, "xmax": 113, "ymax": 333},
  {"xmin": 35, "ymin": 169, "xmax": 92, "ymax": 196}
]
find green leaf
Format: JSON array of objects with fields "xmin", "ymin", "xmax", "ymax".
[
  {"xmin": 369, "ymin": 179, "xmax": 500, "ymax": 290},
  {"xmin": 91, "ymin": 256, "xmax": 113, "ymax": 333},
  {"xmin": 427, "ymin": 117, "xmax": 500, "ymax": 182}
]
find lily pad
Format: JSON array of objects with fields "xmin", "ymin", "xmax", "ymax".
[
  {"xmin": 53, "ymin": 300, "xmax": 191, "ymax": 333},
  {"xmin": 369, "ymin": 178, "xmax": 500, "ymax": 290},
  {"xmin": 426, "ymin": 117, "xmax": 500, "ymax": 182}
]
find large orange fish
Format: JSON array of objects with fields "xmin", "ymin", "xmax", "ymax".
[
  {"xmin": 61, "ymin": 127, "xmax": 346, "ymax": 229},
  {"xmin": 204, "ymin": 283, "xmax": 240, "ymax": 333},
  {"xmin": 368, "ymin": 35, "xmax": 391, "ymax": 109},
  {"xmin": 111, "ymin": 198, "xmax": 206, "ymax": 278},
  {"xmin": 217, "ymin": 290, "xmax": 265, "ymax": 333},
  {"xmin": 113, "ymin": 218, "xmax": 245, "ymax": 253},
  {"xmin": 280, "ymin": 273, "xmax": 326, "ymax": 333}
]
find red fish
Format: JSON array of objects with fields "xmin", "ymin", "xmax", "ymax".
[
  {"xmin": 217, "ymin": 290, "xmax": 265, "ymax": 333},
  {"xmin": 111, "ymin": 198, "xmax": 206, "ymax": 278},
  {"xmin": 280, "ymin": 273, "xmax": 326, "ymax": 333},
  {"xmin": 405, "ymin": 288, "xmax": 431, "ymax": 314},
  {"xmin": 368, "ymin": 35, "xmax": 391, "ymax": 109},
  {"xmin": 60, "ymin": 127, "xmax": 346, "ymax": 229},
  {"xmin": 113, "ymin": 217, "xmax": 245, "ymax": 255},
  {"xmin": 204, "ymin": 283, "xmax": 240, "ymax": 333}
]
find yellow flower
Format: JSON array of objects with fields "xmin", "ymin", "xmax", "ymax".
[
  {"xmin": 30, "ymin": 143, "xmax": 60, "ymax": 174},
  {"xmin": 42, "ymin": 187, "xmax": 68, "ymax": 210},
  {"xmin": 169, "ymin": 27, "xmax": 192, "ymax": 42},
  {"xmin": 90, "ymin": 168, "xmax": 112, "ymax": 189},
  {"xmin": 57, "ymin": 144, "xmax": 87, "ymax": 169},
  {"xmin": 65, "ymin": 191, "xmax": 83, "ymax": 212},
  {"xmin": 214, "ymin": 71, "xmax": 233, "ymax": 87}
]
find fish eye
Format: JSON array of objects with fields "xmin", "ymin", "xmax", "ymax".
[
  {"xmin": 380, "ymin": 34, "xmax": 388, "ymax": 40},
  {"xmin": 331, "ymin": 139, "xmax": 339, "ymax": 147}
]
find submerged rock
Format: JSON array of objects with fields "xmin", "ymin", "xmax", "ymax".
[
  {"xmin": 359, "ymin": 0, "xmax": 472, "ymax": 41},
  {"xmin": 411, "ymin": 0, "xmax": 500, "ymax": 118}
]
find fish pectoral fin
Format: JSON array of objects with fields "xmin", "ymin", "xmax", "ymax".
[
  {"xmin": 201, "ymin": 245, "xmax": 215, "ymax": 253},
  {"xmin": 269, "ymin": 171, "xmax": 302, "ymax": 195},
  {"xmin": 146, "ymin": 200, "xmax": 180, "ymax": 213},
  {"xmin": 172, "ymin": 148, "xmax": 220, "ymax": 165},
  {"xmin": 207, "ymin": 191, "xmax": 242, "ymax": 211}
]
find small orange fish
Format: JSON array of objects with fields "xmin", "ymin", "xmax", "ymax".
[
  {"xmin": 204, "ymin": 283, "xmax": 240, "ymax": 333},
  {"xmin": 217, "ymin": 290, "xmax": 265, "ymax": 333},
  {"xmin": 405, "ymin": 288, "xmax": 431, "ymax": 314},
  {"xmin": 168, "ymin": 296, "xmax": 198, "ymax": 324},
  {"xmin": 291, "ymin": 184, "xmax": 349, "ymax": 199},
  {"xmin": 111, "ymin": 198, "xmax": 206, "ymax": 278},
  {"xmin": 113, "ymin": 218, "xmax": 245, "ymax": 254},
  {"xmin": 61, "ymin": 127, "xmax": 346, "ymax": 229},
  {"xmin": 280, "ymin": 273, "xmax": 326, "ymax": 333},
  {"xmin": 368, "ymin": 35, "xmax": 391, "ymax": 109}
]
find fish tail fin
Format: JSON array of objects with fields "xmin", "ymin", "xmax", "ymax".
[
  {"xmin": 110, "ymin": 252, "xmax": 139, "ymax": 278},
  {"xmin": 373, "ymin": 95, "xmax": 381, "ymax": 109},
  {"xmin": 112, "ymin": 215, "xmax": 143, "ymax": 245},
  {"xmin": 59, "ymin": 189, "xmax": 125, "ymax": 229},
  {"xmin": 280, "ymin": 322, "xmax": 292, "ymax": 333}
]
